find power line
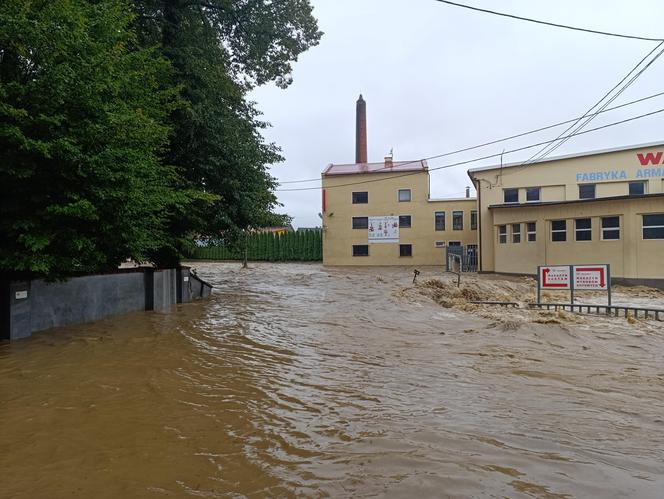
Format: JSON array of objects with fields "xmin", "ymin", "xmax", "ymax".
[
  {"xmin": 432, "ymin": 0, "xmax": 664, "ymax": 42},
  {"xmin": 276, "ymin": 107, "xmax": 664, "ymax": 192},
  {"xmin": 277, "ymin": 90, "xmax": 664, "ymax": 185},
  {"xmin": 526, "ymin": 41, "xmax": 664, "ymax": 164}
]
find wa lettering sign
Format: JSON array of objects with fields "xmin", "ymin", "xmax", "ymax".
[{"xmin": 537, "ymin": 264, "xmax": 611, "ymax": 305}]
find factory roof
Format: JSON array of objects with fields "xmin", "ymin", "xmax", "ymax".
[{"xmin": 322, "ymin": 160, "xmax": 428, "ymax": 176}]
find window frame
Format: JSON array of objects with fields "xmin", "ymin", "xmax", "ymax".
[
  {"xmin": 452, "ymin": 210, "xmax": 464, "ymax": 231},
  {"xmin": 398, "ymin": 215, "xmax": 412, "ymax": 228},
  {"xmin": 575, "ymin": 218, "xmax": 592, "ymax": 242},
  {"xmin": 498, "ymin": 225, "xmax": 507, "ymax": 244},
  {"xmin": 526, "ymin": 187, "xmax": 541, "ymax": 202},
  {"xmin": 352, "ymin": 216, "xmax": 368, "ymax": 229},
  {"xmin": 503, "ymin": 188, "xmax": 519, "ymax": 204},
  {"xmin": 470, "ymin": 210, "xmax": 477, "ymax": 230},
  {"xmin": 512, "ymin": 223, "xmax": 521, "ymax": 243},
  {"xmin": 601, "ymin": 216, "xmax": 620, "ymax": 241},
  {"xmin": 398, "ymin": 189, "xmax": 411, "ymax": 202},
  {"xmin": 526, "ymin": 222, "xmax": 536, "ymax": 242},
  {"xmin": 399, "ymin": 244, "xmax": 413, "ymax": 257},
  {"xmin": 352, "ymin": 244, "xmax": 369, "ymax": 257},
  {"xmin": 352, "ymin": 191, "xmax": 368, "ymax": 204},
  {"xmin": 643, "ymin": 214, "xmax": 664, "ymax": 240},
  {"xmin": 435, "ymin": 211, "xmax": 446, "ymax": 231},
  {"xmin": 434, "ymin": 241, "xmax": 446, "ymax": 248},
  {"xmin": 578, "ymin": 184, "xmax": 596, "ymax": 200},
  {"xmin": 551, "ymin": 219, "xmax": 567, "ymax": 242}
]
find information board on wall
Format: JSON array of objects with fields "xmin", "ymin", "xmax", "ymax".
[{"xmin": 368, "ymin": 216, "xmax": 399, "ymax": 244}]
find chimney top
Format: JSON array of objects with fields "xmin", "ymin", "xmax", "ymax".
[
  {"xmin": 465, "ymin": 186, "xmax": 471, "ymax": 198},
  {"xmin": 384, "ymin": 155, "xmax": 393, "ymax": 168}
]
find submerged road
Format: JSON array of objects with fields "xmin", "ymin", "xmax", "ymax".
[{"xmin": 1, "ymin": 263, "xmax": 663, "ymax": 498}]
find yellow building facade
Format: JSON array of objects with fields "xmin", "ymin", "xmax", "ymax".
[
  {"xmin": 322, "ymin": 160, "xmax": 477, "ymax": 266},
  {"xmin": 468, "ymin": 142, "xmax": 664, "ymax": 286}
]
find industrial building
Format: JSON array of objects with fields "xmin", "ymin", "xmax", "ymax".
[
  {"xmin": 322, "ymin": 95, "xmax": 664, "ymax": 285},
  {"xmin": 468, "ymin": 142, "xmax": 664, "ymax": 287},
  {"xmin": 322, "ymin": 96, "xmax": 477, "ymax": 266}
]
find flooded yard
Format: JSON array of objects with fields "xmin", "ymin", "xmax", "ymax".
[{"xmin": 1, "ymin": 263, "xmax": 663, "ymax": 498}]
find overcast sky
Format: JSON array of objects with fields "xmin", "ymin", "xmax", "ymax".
[{"xmin": 249, "ymin": 0, "xmax": 664, "ymax": 228}]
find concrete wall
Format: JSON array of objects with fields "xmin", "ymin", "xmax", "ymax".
[
  {"xmin": 322, "ymin": 169, "xmax": 478, "ymax": 266},
  {"xmin": 1, "ymin": 268, "xmax": 212, "ymax": 341}
]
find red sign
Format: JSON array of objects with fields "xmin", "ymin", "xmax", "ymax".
[
  {"xmin": 637, "ymin": 152, "xmax": 663, "ymax": 166},
  {"xmin": 573, "ymin": 265, "xmax": 608, "ymax": 290},
  {"xmin": 539, "ymin": 266, "xmax": 571, "ymax": 289}
]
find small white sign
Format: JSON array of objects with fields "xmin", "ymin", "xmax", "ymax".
[
  {"xmin": 539, "ymin": 266, "xmax": 571, "ymax": 289},
  {"xmin": 368, "ymin": 216, "xmax": 399, "ymax": 244},
  {"xmin": 184, "ymin": 276, "xmax": 189, "ymax": 282},
  {"xmin": 573, "ymin": 265, "xmax": 608, "ymax": 290},
  {"xmin": 15, "ymin": 290, "xmax": 28, "ymax": 300}
]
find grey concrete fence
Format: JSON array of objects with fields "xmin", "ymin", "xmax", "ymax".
[{"xmin": 1, "ymin": 267, "xmax": 212, "ymax": 341}]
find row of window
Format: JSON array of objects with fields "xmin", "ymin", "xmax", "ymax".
[
  {"xmin": 352, "ymin": 189, "xmax": 412, "ymax": 204},
  {"xmin": 503, "ymin": 181, "xmax": 648, "ymax": 204},
  {"xmin": 352, "ymin": 244, "xmax": 413, "ymax": 257},
  {"xmin": 352, "ymin": 241, "xmax": 466, "ymax": 257},
  {"xmin": 351, "ymin": 211, "xmax": 477, "ymax": 231},
  {"xmin": 497, "ymin": 214, "xmax": 664, "ymax": 244}
]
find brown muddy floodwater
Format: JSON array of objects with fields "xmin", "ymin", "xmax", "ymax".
[{"xmin": 1, "ymin": 263, "xmax": 663, "ymax": 498}]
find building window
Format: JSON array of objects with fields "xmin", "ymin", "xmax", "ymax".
[
  {"xmin": 352, "ymin": 191, "xmax": 368, "ymax": 204},
  {"xmin": 526, "ymin": 187, "xmax": 540, "ymax": 202},
  {"xmin": 470, "ymin": 210, "xmax": 477, "ymax": 230},
  {"xmin": 498, "ymin": 225, "xmax": 507, "ymax": 244},
  {"xmin": 551, "ymin": 220, "xmax": 566, "ymax": 242},
  {"xmin": 399, "ymin": 215, "xmax": 411, "ymax": 228},
  {"xmin": 601, "ymin": 216, "xmax": 620, "ymax": 240},
  {"xmin": 629, "ymin": 181, "xmax": 646, "ymax": 196},
  {"xmin": 575, "ymin": 218, "xmax": 592, "ymax": 241},
  {"xmin": 399, "ymin": 244, "xmax": 412, "ymax": 257},
  {"xmin": 579, "ymin": 184, "xmax": 595, "ymax": 199},
  {"xmin": 434, "ymin": 241, "xmax": 446, "ymax": 248},
  {"xmin": 448, "ymin": 241, "xmax": 461, "ymax": 246},
  {"xmin": 398, "ymin": 189, "xmax": 411, "ymax": 202},
  {"xmin": 503, "ymin": 188, "xmax": 518, "ymax": 203},
  {"xmin": 527, "ymin": 222, "xmax": 536, "ymax": 242},
  {"xmin": 352, "ymin": 245, "xmax": 369, "ymax": 256},
  {"xmin": 643, "ymin": 214, "xmax": 664, "ymax": 240},
  {"xmin": 352, "ymin": 217, "xmax": 368, "ymax": 229},
  {"xmin": 512, "ymin": 223, "xmax": 521, "ymax": 243},
  {"xmin": 435, "ymin": 211, "xmax": 445, "ymax": 231},
  {"xmin": 452, "ymin": 211, "xmax": 463, "ymax": 230}
]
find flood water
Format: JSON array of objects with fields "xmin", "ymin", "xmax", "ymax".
[{"xmin": 1, "ymin": 263, "xmax": 663, "ymax": 498}]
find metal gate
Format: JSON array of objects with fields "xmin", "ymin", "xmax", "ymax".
[{"xmin": 445, "ymin": 245, "xmax": 478, "ymax": 273}]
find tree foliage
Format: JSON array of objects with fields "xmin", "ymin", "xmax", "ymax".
[
  {"xmin": 0, "ymin": 0, "xmax": 207, "ymax": 277},
  {"xmin": 0, "ymin": 0, "xmax": 321, "ymax": 278},
  {"xmin": 133, "ymin": 0, "xmax": 319, "ymax": 253}
]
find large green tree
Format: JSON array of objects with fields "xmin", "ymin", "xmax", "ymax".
[
  {"xmin": 133, "ymin": 0, "xmax": 322, "ymax": 255},
  {"xmin": 0, "ymin": 0, "xmax": 205, "ymax": 277}
]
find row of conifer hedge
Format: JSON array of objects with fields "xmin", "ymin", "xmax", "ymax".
[{"xmin": 188, "ymin": 231, "xmax": 322, "ymax": 261}]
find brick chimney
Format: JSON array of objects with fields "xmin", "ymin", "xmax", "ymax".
[
  {"xmin": 355, "ymin": 95, "xmax": 367, "ymax": 164},
  {"xmin": 384, "ymin": 155, "xmax": 393, "ymax": 169}
]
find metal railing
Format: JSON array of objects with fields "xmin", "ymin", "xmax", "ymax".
[{"xmin": 468, "ymin": 300, "xmax": 664, "ymax": 321}]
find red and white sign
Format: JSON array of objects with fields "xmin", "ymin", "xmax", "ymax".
[
  {"xmin": 539, "ymin": 266, "xmax": 571, "ymax": 289},
  {"xmin": 573, "ymin": 265, "xmax": 608, "ymax": 290}
]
